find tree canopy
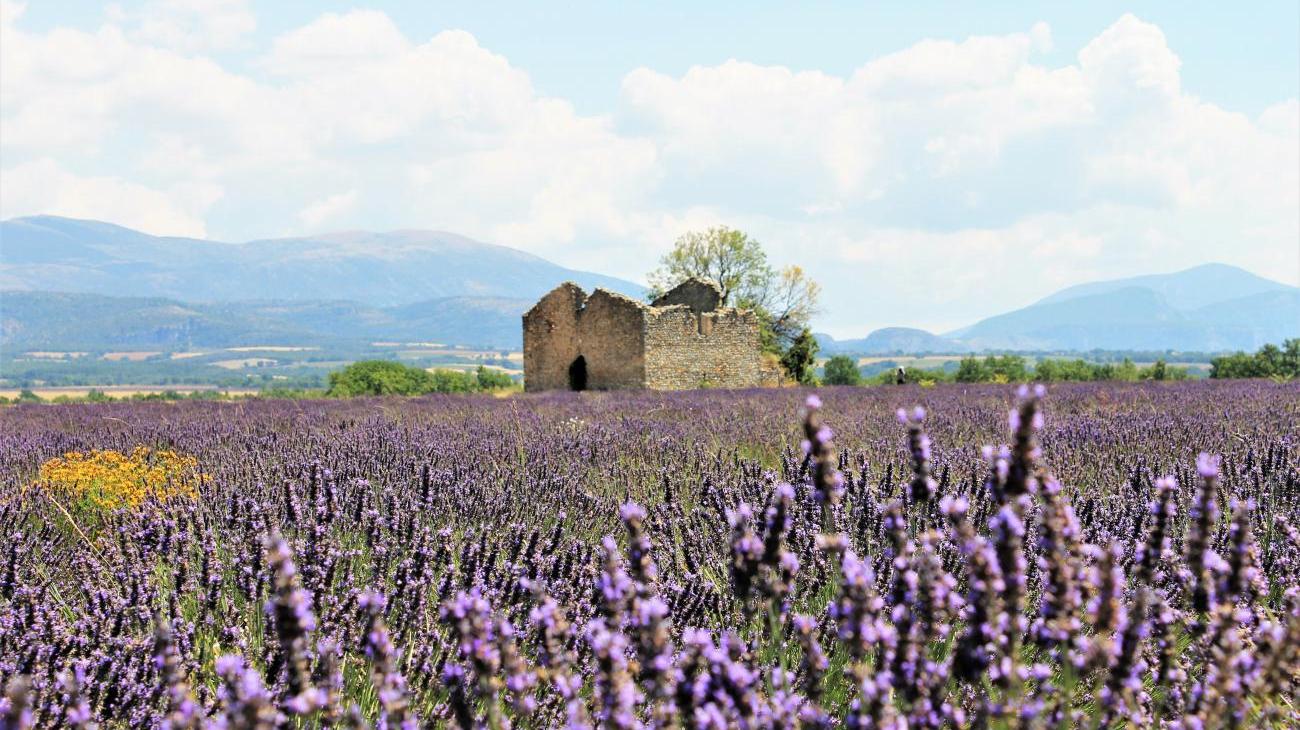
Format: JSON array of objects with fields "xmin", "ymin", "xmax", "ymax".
[
  {"xmin": 326, "ymin": 361, "xmax": 516, "ymax": 397},
  {"xmin": 647, "ymin": 226, "xmax": 821, "ymax": 356},
  {"xmin": 1210, "ymin": 339, "xmax": 1300, "ymax": 379},
  {"xmin": 780, "ymin": 328, "xmax": 820, "ymax": 385},
  {"xmin": 822, "ymin": 355, "xmax": 862, "ymax": 386}
]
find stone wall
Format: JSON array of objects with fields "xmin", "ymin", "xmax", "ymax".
[
  {"xmin": 642, "ymin": 306, "xmax": 763, "ymax": 390},
  {"xmin": 522, "ymin": 283, "xmax": 585, "ymax": 392},
  {"xmin": 650, "ymin": 278, "xmax": 722, "ymax": 314},
  {"xmin": 579, "ymin": 290, "xmax": 647, "ymax": 390},
  {"xmin": 524, "ymin": 279, "xmax": 768, "ymax": 392}
]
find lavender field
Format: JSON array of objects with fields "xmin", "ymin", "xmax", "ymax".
[{"xmin": 1, "ymin": 380, "xmax": 1297, "ymax": 728}]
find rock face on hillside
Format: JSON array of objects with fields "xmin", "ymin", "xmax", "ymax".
[{"xmin": 522, "ymin": 278, "xmax": 775, "ymax": 391}]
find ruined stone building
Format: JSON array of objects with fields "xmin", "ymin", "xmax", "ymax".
[{"xmin": 522, "ymin": 278, "xmax": 775, "ymax": 391}]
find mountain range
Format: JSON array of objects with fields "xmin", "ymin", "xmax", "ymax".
[
  {"xmin": 0, "ymin": 215, "xmax": 642, "ymax": 304},
  {"xmin": 2, "ymin": 216, "xmax": 1296, "ymax": 352},
  {"xmin": 820, "ymin": 263, "xmax": 1297, "ymax": 353},
  {"xmin": 0, "ymin": 290, "xmax": 532, "ymax": 351}
]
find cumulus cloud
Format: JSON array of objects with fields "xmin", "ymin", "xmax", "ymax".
[
  {"xmin": 0, "ymin": 159, "xmax": 214, "ymax": 236},
  {"xmin": 261, "ymin": 10, "xmax": 410, "ymax": 77},
  {"xmin": 298, "ymin": 189, "xmax": 359, "ymax": 229},
  {"xmin": 0, "ymin": 7, "xmax": 1295, "ymax": 334},
  {"xmin": 117, "ymin": 0, "xmax": 256, "ymax": 52}
]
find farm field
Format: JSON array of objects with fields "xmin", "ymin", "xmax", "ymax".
[
  {"xmin": 0, "ymin": 343, "xmax": 524, "ymax": 393},
  {"xmin": 0, "ymin": 385, "xmax": 261, "ymax": 400},
  {"xmin": 1, "ymin": 380, "xmax": 1297, "ymax": 726}
]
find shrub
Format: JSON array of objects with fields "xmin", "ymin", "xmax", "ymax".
[
  {"xmin": 822, "ymin": 355, "xmax": 862, "ymax": 386},
  {"xmin": 1211, "ymin": 339, "xmax": 1300, "ymax": 379},
  {"xmin": 327, "ymin": 360, "xmax": 514, "ymax": 397},
  {"xmin": 32, "ymin": 447, "xmax": 203, "ymax": 510},
  {"xmin": 780, "ymin": 327, "xmax": 819, "ymax": 384},
  {"xmin": 327, "ymin": 360, "xmax": 437, "ymax": 397},
  {"xmin": 475, "ymin": 365, "xmax": 516, "ymax": 391},
  {"xmin": 428, "ymin": 369, "xmax": 479, "ymax": 394}
]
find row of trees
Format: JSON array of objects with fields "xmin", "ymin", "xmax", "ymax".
[
  {"xmin": 823, "ymin": 354, "xmax": 1191, "ymax": 386},
  {"xmin": 1209, "ymin": 339, "xmax": 1299, "ymax": 379},
  {"xmin": 326, "ymin": 361, "xmax": 516, "ymax": 397}
]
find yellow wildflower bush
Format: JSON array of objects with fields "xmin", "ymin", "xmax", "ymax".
[{"xmin": 33, "ymin": 447, "xmax": 203, "ymax": 510}]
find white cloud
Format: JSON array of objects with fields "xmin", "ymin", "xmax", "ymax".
[
  {"xmin": 298, "ymin": 189, "xmax": 359, "ymax": 229},
  {"xmin": 127, "ymin": 0, "xmax": 256, "ymax": 52},
  {"xmin": 0, "ymin": 159, "xmax": 214, "ymax": 236},
  {"xmin": 0, "ymin": 9, "xmax": 1295, "ymax": 335},
  {"xmin": 261, "ymin": 10, "xmax": 409, "ymax": 77}
]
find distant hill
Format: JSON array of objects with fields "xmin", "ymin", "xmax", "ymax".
[
  {"xmin": 3, "ymin": 218, "xmax": 1295, "ymax": 355},
  {"xmin": 815, "ymin": 264, "xmax": 1297, "ymax": 354},
  {"xmin": 818, "ymin": 327, "xmax": 967, "ymax": 355},
  {"xmin": 1035, "ymin": 263, "xmax": 1291, "ymax": 311},
  {"xmin": 0, "ymin": 216, "xmax": 644, "ymax": 305},
  {"xmin": 949, "ymin": 265, "xmax": 1299, "ymax": 351},
  {"xmin": 0, "ymin": 290, "xmax": 533, "ymax": 350}
]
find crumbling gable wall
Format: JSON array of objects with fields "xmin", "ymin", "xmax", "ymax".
[
  {"xmin": 642, "ymin": 306, "xmax": 762, "ymax": 390},
  {"xmin": 650, "ymin": 278, "xmax": 723, "ymax": 314},
  {"xmin": 579, "ymin": 290, "xmax": 647, "ymax": 390},
  {"xmin": 522, "ymin": 283, "xmax": 586, "ymax": 391}
]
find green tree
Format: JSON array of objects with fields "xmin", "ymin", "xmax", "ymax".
[
  {"xmin": 1283, "ymin": 338, "xmax": 1300, "ymax": 375},
  {"xmin": 1210, "ymin": 339, "xmax": 1300, "ymax": 379},
  {"xmin": 1113, "ymin": 357, "xmax": 1139, "ymax": 381},
  {"xmin": 647, "ymin": 226, "xmax": 772, "ymax": 306},
  {"xmin": 476, "ymin": 366, "xmax": 516, "ymax": 391},
  {"xmin": 781, "ymin": 328, "xmax": 820, "ymax": 385},
  {"xmin": 955, "ymin": 356, "xmax": 991, "ymax": 383},
  {"xmin": 327, "ymin": 360, "xmax": 435, "ymax": 397},
  {"xmin": 741, "ymin": 264, "xmax": 821, "ymax": 351},
  {"xmin": 428, "ymin": 369, "xmax": 478, "ymax": 393},
  {"xmin": 1149, "ymin": 359, "xmax": 1168, "ymax": 381},
  {"xmin": 822, "ymin": 355, "xmax": 862, "ymax": 386},
  {"xmin": 647, "ymin": 226, "xmax": 821, "ymax": 379}
]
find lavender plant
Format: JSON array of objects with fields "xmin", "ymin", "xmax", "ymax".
[{"xmin": 0, "ymin": 380, "xmax": 1295, "ymax": 727}]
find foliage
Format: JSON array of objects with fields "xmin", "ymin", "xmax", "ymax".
[
  {"xmin": 647, "ymin": 226, "xmax": 771, "ymax": 306},
  {"xmin": 325, "ymin": 361, "xmax": 518, "ymax": 398},
  {"xmin": 646, "ymin": 226, "xmax": 821, "ymax": 382},
  {"xmin": 474, "ymin": 365, "xmax": 517, "ymax": 391},
  {"xmin": 780, "ymin": 327, "xmax": 820, "ymax": 385},
  {"xmin": 0, "ymin": 382, "xmax": 1296, "ymax": 726},
  {"xmin": 31, "ymin": 447, "xmax": 202, "ymax": 510},
  {"xmin": 821, "ymin": 355, "xmax": 862, "ymax": 385},
  {"xmin": 1211, "ymin": 339, "xmax": 1300, "ymax": 379},
  {"xmin": 739, "ymin": 264, "xmax": 821, "ymax": 352},
  {"xmin": 955, "ymin": 354, "xmax": 1029, "ymax": 383},
  {"xmin": 327, "ymin": 360, "xmax": 433, "ymax": 396}
]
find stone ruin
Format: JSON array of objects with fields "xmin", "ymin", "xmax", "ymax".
[{"xmin": 522, "ymin": 277, "xmax": 778, "ymax": 391}]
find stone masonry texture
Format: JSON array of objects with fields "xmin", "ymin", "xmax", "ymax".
[{"xmin": 522, "ymin": 278, "xmax": 770, "ymax": 391}]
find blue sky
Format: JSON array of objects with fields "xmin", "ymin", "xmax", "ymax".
[
  {"xmin": 17, "ymin": 2, "xmax": 1299, "ymax": 116},
  {"xmin": 2, "ymin": 1, "xmax": 1297, "ymax": 335}
]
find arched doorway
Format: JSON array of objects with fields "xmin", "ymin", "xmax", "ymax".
[{"xmin": 568, "ymin": 355, "xmax": 588, "ymax": 391}]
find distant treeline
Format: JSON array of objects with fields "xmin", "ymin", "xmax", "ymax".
[
  {"xmin": 1208, "ymin": 339, "xmax": 1299, "ymax": 379},
  {"xmin": 822, "ymin": 340, "xmax": 1299, "ymax": 386},
  {"xmin": 326, "ymin": 361, "xmax": 517, "ymax": 397},
  {"xmin": 0, "ymin": 357, "xmax": 330, "ymax": 390},
  {"xmin": 0, "ymin": 388, "xmax": 282, "ymax": 406},
  {"xmin": 823, "ymin": 354, "xmax": 1191, "ymax": 386},
  {"xmin": 1, "ymin": 362, "xmax": 520, "ymax": 405}
]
